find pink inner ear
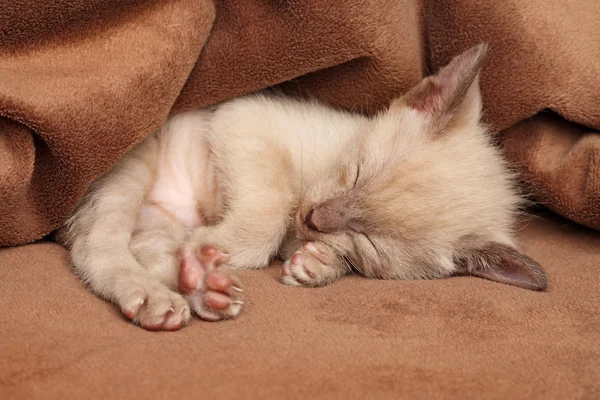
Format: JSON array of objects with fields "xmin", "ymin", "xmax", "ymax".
[
  {"xmin": 411, "ymin": 82, "xmax": 443, "ymax": 114},
  {"xmin": 407, "ymin": 45, "xmax": 485, "ymax": 116},
  {"xmin": 410, "ymin": 69, "xmax": 460, "ymax": 115}
]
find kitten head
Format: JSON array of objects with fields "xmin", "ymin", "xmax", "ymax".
[{"xmin": 297, "ymin": 44, "xmax": 547, "ymax": 291}]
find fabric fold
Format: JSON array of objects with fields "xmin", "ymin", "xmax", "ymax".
[{"xmin": 1, "ymin": 0, "xmax": 598, "ymax": 246}]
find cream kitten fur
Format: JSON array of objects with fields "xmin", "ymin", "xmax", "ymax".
[{"xmin": 61, "ymin": 44, "xmax": 547, "ymax": 331}]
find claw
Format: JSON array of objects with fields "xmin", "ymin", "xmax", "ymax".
[
  {"xmin": 231, "ymin": 285, "xmax": 244, "ymax": 293},
  {"xmin": 231, "ymin": 300, "xmax": 244, "ymax": 305}
]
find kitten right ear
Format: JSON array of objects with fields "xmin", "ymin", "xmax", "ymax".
[
  {"xmin": 392, "ymin": 43, "xmax": 488, "ymax": 132},
  {"xmin": 453, "ymin": 242, "xmax": 547, "ymax": 291}
]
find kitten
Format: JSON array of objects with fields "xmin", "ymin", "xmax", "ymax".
[{"xmin": 61, "ymin": 44, "xmax": 547, "ymax": 331}]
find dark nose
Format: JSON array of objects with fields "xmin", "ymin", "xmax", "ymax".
[{"xmin": 305, "ymin": 206, "xmax": 318, "ymax": 231}]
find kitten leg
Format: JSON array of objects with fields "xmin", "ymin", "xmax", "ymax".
[
  {"xmin": 74, "ymin": 229, "xmax": 192, "ymax": 331},
  {"xmin": 131, "ymin": 209, "xmax": 244, "ymax": 322},
  {"xmin": 280, "ymin": 241, "xmax": 348, "ymax": 287},
  {"xmin": 129, "ymin": 203, "xmax": 188, "ymax": 290},
  {"xmin": 185, "ymin": 185, "xmax": 293, "ymax": 269},
  {"xmin": 65, "ymin": 136, "xmax": 191, "ymax": 331},
  {"xmin": 129, "ymin": 229, "xmax": 183, "ymax": 292},
  {"xmin": 131, "ymin": 231, "xmax": 243, "ymax": 322},
  {"xmin": 184, "ymin": 141, "xmax": 297, "ymax": 269},
  {"xmin": 179, "ymin": 245, "xmax": 244, "ymax": 321}
]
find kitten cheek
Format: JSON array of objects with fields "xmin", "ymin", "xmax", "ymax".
[{"xmin": 347, "ymin": 219, "xmax": 365, "ymax": 234}]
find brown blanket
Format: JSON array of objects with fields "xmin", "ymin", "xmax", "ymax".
[
  {"xmin": 2, "ymin": 213, "xmax": 600, "ymax": 399},
  {"xmin": 1, "ymin": 0, "xmax": 599, "ymax": 246}
]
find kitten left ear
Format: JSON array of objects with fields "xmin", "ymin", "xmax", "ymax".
[
  {"xmin": 453, "ymin": 242, "xmax": 548, "ymax": 291},
  {"xmin": 393, "ymin": 43, "xmax": 488, "ymax": 132}
]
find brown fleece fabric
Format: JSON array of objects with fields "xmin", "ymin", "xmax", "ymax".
[
  {"xmin": 1, "ymin": 213, "xmax": 599, "ymax": 399},
  {"xmin": 1, "ymin": 3, "xmax": 599, "ymax": 398},
  {"xmin": 423, "ymin": 0, "xmax": 600, "ymax": 229},
  {"xmin": 0, "ymin": 0, "xmax": 599, "ymax": 246}
]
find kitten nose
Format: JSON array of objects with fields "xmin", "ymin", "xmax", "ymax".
[{"xmin": 305, "ymin": 206, "xmax": 318, "ymax": 231}]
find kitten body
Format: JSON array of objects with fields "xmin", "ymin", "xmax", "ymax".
[{"xmin": 62, "ymin": 44, "xmax": 547, "ymax": 330}]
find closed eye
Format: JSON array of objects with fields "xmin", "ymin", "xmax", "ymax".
[
  {"xmin": 348, "ymin": 227, "xmax": 381, "ymax": 259},
  {"xmin": 352, "ymin": 164, "xmax": 360, "ymax": 189},
  {"xmin": 363, "ymin": 232, "xmax": 380, "ymax": 256}
]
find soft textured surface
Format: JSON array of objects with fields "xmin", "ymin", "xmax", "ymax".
[
  {"xmin": 502, "ymin": 114, "xmax": 600, "ymax": 230},
  {"xmin": 0, "ymin": 0, "xmax": 599, "ymax": 246},
  {"xmin": 1, "ymin": 3, "xmax": 599, "ymax": 398},
  {"xmin": 1, "ymin": 213, "xmax": 599, "ymax": 399}
]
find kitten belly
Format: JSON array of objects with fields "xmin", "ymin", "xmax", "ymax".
[
  {"xmin": 135, "ymin": 116, "xmax": 222, "ymax": 232},
  {"xmin": 140, "ymin": 184, "xmax": 204, "ymax": 231}
]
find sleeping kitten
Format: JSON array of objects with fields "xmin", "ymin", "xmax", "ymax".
[{"xmin": 61, "ymin": 44, "xmax": 547, "ymax": 331}]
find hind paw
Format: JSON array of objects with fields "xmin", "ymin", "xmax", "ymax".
[
  {"xmin": 117, "ymin": 277, "xmax": 191, "ymax": 331},
  {"xmin": 179, "ymin": 245, "xmax": 244, "ymax": 321}
]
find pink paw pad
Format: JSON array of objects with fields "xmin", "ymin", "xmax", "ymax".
[
  {"xmin": 281, "ymin": 242, "xmax": 336, "ymax": 287},
  {"xmin": 179, "ymin": 245, "xmax": 244, "ymax": 321}
]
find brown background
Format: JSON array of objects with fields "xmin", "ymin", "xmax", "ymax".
[
  {"xmin": 0, "ymin": 0, "xmax": 599, "ymax": 246},
  {"xmin": 1, "ymin": 1, "xmax": 599, "ymax": 398}
]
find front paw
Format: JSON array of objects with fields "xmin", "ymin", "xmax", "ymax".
[
  {"xmin": 280, "ymin": 242, "xmax": 340, "ymax": 287},
  {"xmin": 179, "ymin": 245, "xmax": 244, "ymax": 321}
]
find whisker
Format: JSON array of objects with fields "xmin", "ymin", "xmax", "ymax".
[
  {"xmin": 343, "ymin": 256, "xmax": 356, "ymax": 274},
  {"xmin": 344, "ymin": 260, "xmax": 355, "ymax": 275},
  {"xmin": 344, "ymin": 257, "xmax": 356, "ymax": 275},
  {"xmin": 363, "ymin": 233, "xmax": 381, "ymax": 258},
  {"xmin": 344, "ymin": 255, "xmax": 366, "ymax": 277}
]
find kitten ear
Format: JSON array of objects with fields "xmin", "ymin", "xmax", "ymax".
[
  {"xmin": 454, "ymin": 242, "xmax": 547, "ymax": 291},
  {"xmin": 395, "ymin": 43, "xmax": 488, "ymax": 132}
]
